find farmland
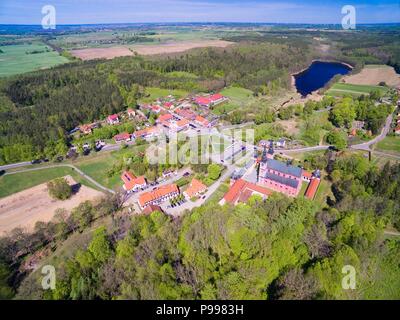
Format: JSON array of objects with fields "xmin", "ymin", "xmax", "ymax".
[
  {"xmin": 326, "ymin": 83, "xmax": 389, "ymax": 97},
  {"xmin": 0, "ymin": 43, "xmax": 68, "ymax": 77},
  {"xmin": 342, "ymin": 65, "xmax": 400, "ymax": 87}
]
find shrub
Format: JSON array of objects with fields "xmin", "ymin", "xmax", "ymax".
[{"xmin": 47, "ymin": 178, "xmax": 72, "ymax": 200}]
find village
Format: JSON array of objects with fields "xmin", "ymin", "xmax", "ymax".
[{"xmin": 67, "ymin": 91, "xmax": 325, "ymax": 217}]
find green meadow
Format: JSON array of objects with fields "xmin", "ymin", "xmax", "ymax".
[
  {"xmin": 0, "ymin": 43, "xmax": 68, "ymax": 77},
  {"xmin": 0, "ymin": 166, "xmax": 98, "ymax": 198},
  {"xmin": 326, "ymin": 83, "xmax": 389, "ymax": 97}
]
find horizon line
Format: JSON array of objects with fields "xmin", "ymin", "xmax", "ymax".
[{"xmin": 1, "ymin": 21, "xmax": 400, "ymax": 26}]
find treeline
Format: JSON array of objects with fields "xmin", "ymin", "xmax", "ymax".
[{"xmin": 4, "ymin": 153, "xmax": 399, "ymax": 300}]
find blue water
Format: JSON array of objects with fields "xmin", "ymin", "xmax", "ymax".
[{"xmin": 295, "ymin": 61, "xmax": 352, "ymax": 96}]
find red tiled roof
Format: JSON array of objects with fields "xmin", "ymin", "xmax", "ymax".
[
  {"xmin": 302, "ymin": 170, "xmax": 312, "ymax": 179},
  {"xmin": 164, "ymin": 102, "xmax": 173, "ymax": 109},
  {"xmin": 184, "ymin": 178, "xmax": 207, "ymax": 198},
  {"xmin": 305, "ymin": 178, "xmax": 320, "ymax": 200},
  {"xmin": 223, "ymin": 179, "xmax": 272, "ymax": 205},
  {"xmin": 176, "ymin": 119, "xmax": 190, "ymax": 128},
  {"xmin": 121, "ymin": 171, "xmax": 136, "ymax": 185},
  {"xmin": 142, "ymin": 204, "xmax": 163, "ymax": 215},
  {"xmin": 139, "ymin": 184, "xmax": 179, "ymax": 207},
  {"xmin": 108, "ymin": 114, "xmax": 119, "ymax": 121},
  {"xmin": 158, "ymin": 113, "xmax": 174, "ymax": 122},
  {"xmin": 121, "ymin": 171, "xmax": 146, "ymax": 191},
  {"xmin": 195, "ymin": 115, "xmax": 209, "ymax": 126},
  {"xmin": 114, "ymin": 132, "xmax": 131, "ymax": 141},
  {"xmin": 175, "ymin": 108, "xmax": 197, "ymax": 120},
  {"xmin": 195, "ymin": 97, "xmax": 212, "ymax": 105},
  {"xmin": 209, "ymin": 93, "xmax": 224, "ymax": 101},
  {"xmin": 133, "ymin": 126, "xmax": 159, "ymax": 138}
]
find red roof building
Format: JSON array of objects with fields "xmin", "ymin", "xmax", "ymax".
[
  {"xmin": 184, "ymin": 178, "xmax": 207, "ymax": 198},
  {"xmin": 121, "ymin": 171, "xmax": 147, "ymax": 192},
  {"xmin": 138, "ymin": 184, "xmax": 179, "ymax": 209},
  {"xmin": 114, "ymin": 132, "xmax": 131, "ymax": 143},
  {"xmin": 133, "ymin": 126, "xmax": 159, "ymax": 139},
  {"xmin": 195, "ymin": 115, "xmax": 210, "ymax": 127},
  {"xmin": 157, "ymin": 113, "xmax": 174, "ymax": 123},
  {"xmin": 164, "ymin": 102, "xmax": 174, "ymax": 109},
  {"xmin": 302, "ymin": 170, "xmax": 312, "ymax": 181},
  {"xmin": 219, "ymin": 179, "xmax": 272, "ymax": 206},
  {"xmin": 175, "ymin": 108, "xmax": 197, "ymax": 120},
  {"xmin": 305, "ymin": 178, "xmax": 320, "ymax": 200},
  {"xmin": 107, "ymin": 114, "xmax": 120, "ymax": 125},
  {"xmin": 142, "ymin": 204, "xmax": 164, "ymax": 215}
]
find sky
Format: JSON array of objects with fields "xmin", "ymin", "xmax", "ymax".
[{"xmin": 0, "ymin": 0, "xmax": 399, "ymax": 25}]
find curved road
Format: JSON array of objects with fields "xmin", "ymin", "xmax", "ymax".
[{"xmin": 3, "ymin": 164, "xmax": 115, "ymax": 194}]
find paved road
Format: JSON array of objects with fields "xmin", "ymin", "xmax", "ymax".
[
  {"xmin": 4, "ymin": 164, "xmax": 115, "ymax": 194},
  {"xmin": 351, "ymin": 114, "xmax": 393, "ymax": 151}
]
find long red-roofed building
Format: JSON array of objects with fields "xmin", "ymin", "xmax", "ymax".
[
  {"xmin": 305, "ymin": 178, "xmax": 320, "ymax": 200},
  {"xmin": 138, "ymin": 184, "xmax": 179, "ymax": 209}
]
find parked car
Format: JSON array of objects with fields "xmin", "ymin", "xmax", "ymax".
[
  {"xmin": 183, "ymin": 172, "xmax": 190, "ymax": 177},
  {"xmin": 31, "ymin": 159, "xmax": 41, "ymax": 164}
]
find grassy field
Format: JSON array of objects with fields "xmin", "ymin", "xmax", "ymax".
[
  {"xmin": 375, "ymin": 136, "xmax": 400, "ymax": 155},
  {"xmin": 326, "ymin": 83, "xmax": 389, "ymax": 97},
  {"xmin": 0, "ymin": 167, "xmax": 98, "ymax": 198},
  {"xmin": 75, "ymin": 144, "xmax": 147, "ymax": 190},
  {"xmin": 140, "ymin": 87, "xmax": 188, "ymax": 103},
  {"xmin": 220, "ymin": 86, "xmax": 254, "ymax": 104},
  {"xmin": 0, "ymin": 43, "xmax": 68, "ymax": 77}
]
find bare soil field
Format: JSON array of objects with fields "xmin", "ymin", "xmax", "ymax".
[
  {"xmin": 70, "ymin": 40, "xmax": 233, "ymax": 60},
  {"xmin": 343, "ymin": 65, "xmax": 400, "ymax": 87},
  {"xmin": 0, "ymin": 176, "xmax": 104, "ymax": 235}
]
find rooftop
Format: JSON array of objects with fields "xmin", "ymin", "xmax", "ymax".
[
  {"xmin": 265, "ymin": 158, "xmax": 302, "ymax": 178},
  {"xmin": 184, "ymin": 178, "xmax": 207, "ymax": 198}
]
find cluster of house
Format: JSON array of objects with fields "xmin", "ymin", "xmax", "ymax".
[
  {"xmin": 75, "ymin": 92, "xmax": 227, "ymax": 146},
  {"xmin": 136, "ymin": 177, "xmax": 207, "ymax": 211},
  {"xmin": 220, "ymin": 143, "xmax": 321, "ymax": 206},
  {"xmin": 121, "ymin": 168, "xmax": 208, "ymax": 213}
]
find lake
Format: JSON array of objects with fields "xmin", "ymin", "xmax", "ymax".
[{"xmin": 294, "ymin": 61, "xmax": 352, "ymax": 96}]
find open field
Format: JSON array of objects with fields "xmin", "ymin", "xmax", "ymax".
[
  {"xmin": 326, "ymin": 83, "xmax": 389, "ymax": 97},
  {"xmin": 343, "ymin": 65, "xmax": 400, "ymax": 87},
  {"xmin": 0, "ymin": 43, "xmax": 68, "ymax": 77},
  {"xmin": 70, "ymin": 40, "xmax": 233, "ymax": 60},
  {"xmin": 140, "ymin": 87, "xmax": 188, "ymax": 103},
  {"xmin": 0, "ymin": 176, "xmax": 104, "ymax": 235},
  {"xmin": 0, "ymin": 167, "xmax": 99, "ymax": 198},
  {"xmin": 375, "ymin": 136, "xmax": 400, "ymax": 155}
]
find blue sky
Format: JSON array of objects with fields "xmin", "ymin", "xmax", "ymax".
[{"xmin": 0, "ymin": 0, "xmax": 399, "ymax": 24}]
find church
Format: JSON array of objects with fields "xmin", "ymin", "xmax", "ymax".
[{"xmin": 257, "ymin": 142, "xmax": 303, "ymax": 197}]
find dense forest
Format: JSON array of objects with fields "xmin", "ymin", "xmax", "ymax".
[{"xmin": 0, "ymin": 151, "xmax": 398, "ymax": 299}]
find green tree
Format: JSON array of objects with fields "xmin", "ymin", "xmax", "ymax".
[{"xmin": 47, "ymin": 178, "xmax": 72, "ymax": 200}]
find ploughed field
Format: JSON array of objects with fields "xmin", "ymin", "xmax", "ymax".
[
  {"xmin": 70, "ymin": 40, "xmax": 233, "ymax": 60},
  {"xmin": 0, "ymin": 176, "xmax": 103, "ymax": 235}
]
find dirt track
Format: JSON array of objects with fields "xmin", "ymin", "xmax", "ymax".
[
  {"xmin": 343, "ymin": 65, "xmax": 400, "ymax": 87},
  {"xmin": 70, "ymin": 40, "xmax": 233, "ymax": 60},
  {"xmin": 0, "ymin": 176, "xmax": 104, "ymax": 235}
]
